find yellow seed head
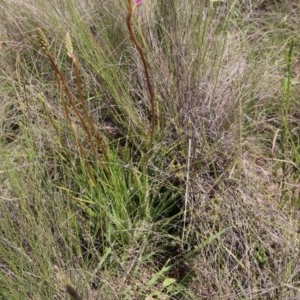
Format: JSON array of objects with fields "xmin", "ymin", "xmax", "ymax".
[
  {"xmin": 53, "ymin": 265, "xmax": 81, "ymax": 300},
  {"xmin": 36, "ymin": 27, "xmax": 49, "ymax": 51},
  {"xmin": 65, "ymin": 32, "xmax": 74, "ymax": 58}
]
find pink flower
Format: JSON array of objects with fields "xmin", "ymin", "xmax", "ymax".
[{"xmin": 136, "ymin": 0, "xmax": 143, "ymax": 5}]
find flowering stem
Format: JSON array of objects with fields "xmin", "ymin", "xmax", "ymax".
[{"xmin": 127, "ymin": 0, "xmax": 156, "ymax": 152}]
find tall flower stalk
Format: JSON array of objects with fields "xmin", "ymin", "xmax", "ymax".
[
  {"xmin": 36, "ymin": 28, "xmax": 109, "ymax": 176},
  {"xmin": 126, "ymin": 0, "xmax": 157, "ymax": 152}
]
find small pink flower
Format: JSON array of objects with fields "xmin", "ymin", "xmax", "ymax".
[{"xmin": 136, "ymin": 0, "xmax": 143, "ymax": 5}]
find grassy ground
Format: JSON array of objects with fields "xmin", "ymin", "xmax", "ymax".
[{"xmin": 1, "ymin": 0, "xmax": 300, "ymax": 299}]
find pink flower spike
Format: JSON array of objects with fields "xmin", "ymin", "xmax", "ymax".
[{"xmin": 136, "ymin": 0, "xmax": 143, "ymax": 5}]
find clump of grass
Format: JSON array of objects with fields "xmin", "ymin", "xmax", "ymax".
[
  {"xmin": 27, "ymin": 2, "xmax": 199, "ymax": 298},
  {"xmin": 1, "ymin": 0, "xmax": 300, "ymax": 299},
  {"xmin": 278, "ymin": 38, "xmax": 300, "ymax": 209}
]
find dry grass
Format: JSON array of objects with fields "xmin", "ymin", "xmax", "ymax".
[{"xmin": 1, "ymin": 0, "xmax": 300, "ymax": 299}]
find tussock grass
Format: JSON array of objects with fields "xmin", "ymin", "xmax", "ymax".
[{"xmin": 1, "ymin": 0, "xmax": 300, "ymax": 299}]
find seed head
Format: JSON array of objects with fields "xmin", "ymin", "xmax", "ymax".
[
  {"xmin": 65, "ymin": 32, "xmax": 74, "ymax": 59},
  {"xmin": 36, "ymin": 27, "xmax": 49, "ymax": 51}
]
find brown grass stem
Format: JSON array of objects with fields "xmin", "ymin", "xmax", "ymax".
[
  {"xmin": 70, "ymin": 49, "xmax": 109, "ymax": 162},
  {"xmin": 36, "ymin": 28, "xmax": 109, "ymax": 174},
  {"xmin": 126, "ymin": 0, "xmax": 156, "ymax": 151}
]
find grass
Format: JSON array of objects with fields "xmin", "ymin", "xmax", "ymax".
[{"xmin": 1, "ymin": 0, "xmax": 300, "ymax": 299}]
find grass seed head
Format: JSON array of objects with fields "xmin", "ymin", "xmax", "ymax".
[
  {"xmin": 65, "ymin": 32, "xmax": 74, "ymax": 59},
  {"xmin": 36, "ymin": 27, "xmax": 49, "ymax": 51}
]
